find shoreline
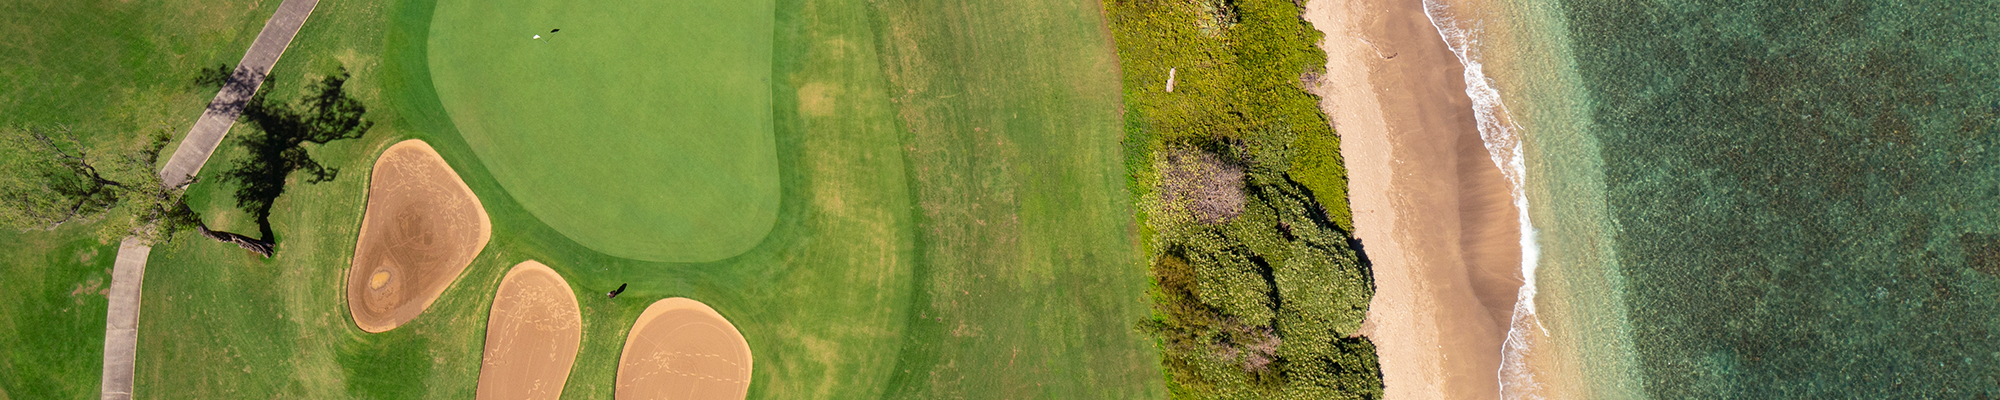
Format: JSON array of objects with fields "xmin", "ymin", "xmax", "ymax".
[{"xmin": 1303, "ymin": 0, "xmax": 1525, "ymax": 398}]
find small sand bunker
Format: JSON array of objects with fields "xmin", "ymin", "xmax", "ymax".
[
  {"xmin": 477, "ymin": 261, "xmax": 583, "ymax": 400},
  {"xmin": 348, "ymin": 139, "xmax": 492, "ymax": 333},
  {"xmin": 617, "ymin": 298, "xmax": 753, "ymax": 400}
]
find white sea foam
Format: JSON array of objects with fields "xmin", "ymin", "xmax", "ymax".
[{"xmin": 1417, "ymin": 1, "xmax": 1545, "ymax": 398}]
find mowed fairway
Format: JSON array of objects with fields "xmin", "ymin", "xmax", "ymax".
[
  {"xmin": 426, "ymin": 0, "xmax": 779, "ymax": 262},
  {"xmin": 866, "ymin": 0, "xmax": 1166, "ymax": 396}
]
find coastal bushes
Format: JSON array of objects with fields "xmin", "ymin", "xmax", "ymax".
[{"xmin": 1106, "ymin": 0, "xmax": 1383, "ymax": 398}]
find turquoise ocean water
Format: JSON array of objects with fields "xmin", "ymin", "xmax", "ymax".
[{"xmin": 1429, "ymin": 0, "xmax": 2000, "ymax": 397}]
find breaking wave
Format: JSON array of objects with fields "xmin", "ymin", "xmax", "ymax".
[{"xmin": 1418, "ymin": 1, "xmax": 1544, "ymax": 398}]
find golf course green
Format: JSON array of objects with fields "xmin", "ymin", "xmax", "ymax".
[
  {"xmin": 426, "ymin": 0, "xmax": 779, "ymax": 262},
  {"xmin": 1, "ymin": 0, "xmax": 1168, "ymax": 396}
]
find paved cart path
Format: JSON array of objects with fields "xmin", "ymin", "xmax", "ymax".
[
  {"xmin": 156, "ymin": 0, "xmax": 322, "ymax": 187},
  {"xmin": 97, "ymin": 239, "xmax": 149, "ymax": 400},
  {"xmin": 102, "ymin": 0, "xmax": 319, "ymax": 398}
]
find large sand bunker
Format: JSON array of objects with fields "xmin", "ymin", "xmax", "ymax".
[
  {"xmin": 477, "ymin": 260, "xmax": 583, "ymax": 400},
  {"xmin": 617, "ymin": 298, "xmax": 752, "ymax": 400},
  {"xmin": 348, "ymin": 139, "xmax": 492, "ymax": 333}
]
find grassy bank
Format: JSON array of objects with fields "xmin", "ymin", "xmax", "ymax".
[{"xmin": 1102, "ymin": 0, "xmax": 1385, "ymax": 397}]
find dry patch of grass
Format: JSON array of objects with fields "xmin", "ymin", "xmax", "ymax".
[{"xmin": 1157, "ymin": 147, "xmax": 1246, "ymax": 224}]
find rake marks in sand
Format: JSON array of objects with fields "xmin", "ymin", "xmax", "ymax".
[
  {"xmin": 348, "ymin": 139, "xmax": 491, "ymax": 333},
  {"xmin": 618, "ymin": 298, "xmax": 752, "ymax": 400},
  {"xmin": 477, "ymin": 260, "xmax": 583, "ymax": 400}
]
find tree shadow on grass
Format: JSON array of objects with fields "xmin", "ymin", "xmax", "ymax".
[{"xmin": 205, "ymin": 67, "xmax": 372, "ymax": 256}]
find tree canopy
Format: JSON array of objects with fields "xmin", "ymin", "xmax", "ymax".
[
  {"xmin": 0, "ymin": 66, "xmax": 370, "ymax": 255},
  {"xmin": 0, "ymin": 125, "xmax": 184, "ymax": 243}
]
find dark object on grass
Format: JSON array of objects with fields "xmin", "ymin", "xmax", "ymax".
[
  {"xmin": 551, "ymin": 28, "xmax": 560, "ymax": 33},
  {"xmin": 196, "ymin": 220, "xmax": 273, "ymax": 257},
  {"xmin": 608, "ymin": 283, "xmax": 627, "ymax": 299}
]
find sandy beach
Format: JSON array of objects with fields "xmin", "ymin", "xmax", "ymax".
[{"xmin": 1303, "ymin": 0, "xmax": 1525, "ymax": 398}]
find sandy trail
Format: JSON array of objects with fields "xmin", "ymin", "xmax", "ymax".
[
  {"xmin": 348, "ymin": 139, "xmax": 492, "ymax": 333},
  {"xmin": 617, "ymin": 297, "xmax": 752, "ymax": 400},
  {"xmin": 1304, "ymin": 0, "xmax": 1524, "ymax": 398},
  {"xmin": 477, "ymin": 260, "xmax": 583, "ymax": 400}
]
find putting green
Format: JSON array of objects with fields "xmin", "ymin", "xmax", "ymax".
[{"xmin": 427, "ymin": 0, "xmax": 778, "ymax": 262}]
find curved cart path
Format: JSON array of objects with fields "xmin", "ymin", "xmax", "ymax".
[{"xmin": 101, "ymin": 0, "xmax": 319, "ymax": 398}]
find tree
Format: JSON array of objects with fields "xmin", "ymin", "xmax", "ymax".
[
  {"xmin": 0, "ymin": 125, "xmax": 190, "ymax": 244},
  {"xmin": 0, "ymin": 66, "xmax": 372, "ymax": 257}
]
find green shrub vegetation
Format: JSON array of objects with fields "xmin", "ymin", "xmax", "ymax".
[
  {"xmin": 1104, "ymin": 0, "xmax": 1385, "ymax": 397},
  {"xmin": 0, "ymin": 125, "xmax": 179, "ymax": 243}
]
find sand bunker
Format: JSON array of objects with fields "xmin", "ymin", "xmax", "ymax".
[
  {"xmin": 348, "ymin": 139, "xmax": 492, "ymax": 333},
  {"xmin": 477, "ymin": 261, "xmax": 583, "ymax": 400},
  {"xmin": 617, "ymin": 298, "xmax": 752, "ymax": 400}
]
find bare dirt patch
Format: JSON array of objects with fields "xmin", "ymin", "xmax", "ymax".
[
  {"xmin": 1157, "ymin": 147, "xmax": 1245, "ymax": 224},
  {"xmin": 348, "ymin": 139, "xmax": 491, "ymax": 333},
  {"xmin": 617, "ymin": 297, "xmax": 752, "ymax": 400},
  {"xmin": 70, "ymin": 278, "xmax": 105, "ymax": 298},
  {"xmin": 476, "ymin": 260, "xmax": 583, "ymax": 400}
]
